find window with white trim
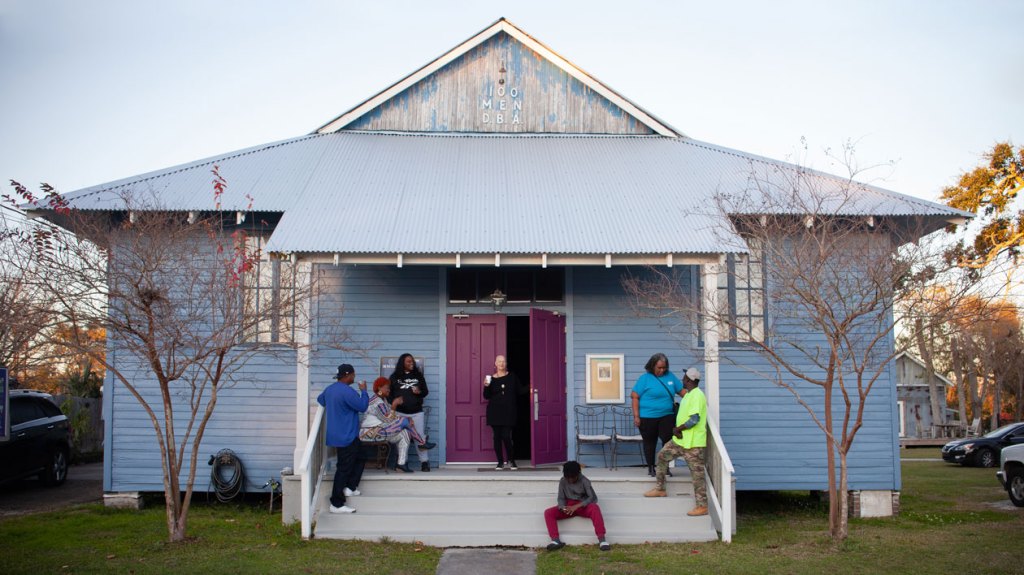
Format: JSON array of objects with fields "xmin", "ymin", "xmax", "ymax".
[
  {"xmin": 242, "ymin": 235, "xmax": 296, "ymax": 344},
  {"xmin": 698, "ymin": 244, "xmax": 766, "ymax": 344}
]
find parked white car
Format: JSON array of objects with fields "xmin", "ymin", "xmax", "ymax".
[{"xmin": 996, "ymin": 443, "xmax": 1024, "ymax": 507}]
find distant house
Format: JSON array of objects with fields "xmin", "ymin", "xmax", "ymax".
[
  {"xmin": 895, "ymin": 352, "xmax": 956, "ymax": 438},
  {"xmin": 28, "ymin": 18, "xmax": 969, "ymax": 525}
]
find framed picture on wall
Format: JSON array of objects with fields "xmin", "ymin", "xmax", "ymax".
[{"xmin": 585, "ymin": 354, "xmax": 624, "ymax": 404}]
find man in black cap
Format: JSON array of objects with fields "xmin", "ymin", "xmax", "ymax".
[{"xmin": 317, "ymin": 363, "xmax": 369, "ymax": 513}]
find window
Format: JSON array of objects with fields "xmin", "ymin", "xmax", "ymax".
[
  {"xmin": 697, "ymin": 244, "xmax": 766, "ymax": 344},
  {"xmin": 447, "ymin": 267, "xmax": 564, "ymax": 304},
  {"xmin": 242, "ymin": 235, "xmax": 296, "ymax": 344}
]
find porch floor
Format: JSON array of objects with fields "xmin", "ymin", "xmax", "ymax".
[{"xmin": 313, "ymin": 462, "xmax": 719, "ymax": 546}]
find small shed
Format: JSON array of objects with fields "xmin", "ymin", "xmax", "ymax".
[{"xmin": 895, "ymin": 352, "xmax": 955, "ymax": 438}]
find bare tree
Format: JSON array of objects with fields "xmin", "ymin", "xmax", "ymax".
[
  {"xmin": 0, "ymin": 199, "xmax": 63, "ymax": 386},
  {"xmin": 625, "ymin": 163, "xmax": 938, "ymax": 542},
  {"xmin": 897, "ymin": 267, "xmax": 979, "ymax": 437},
  {"xmin": 13, "ymin": 172, "xmax": 344, "ymax": 542}
]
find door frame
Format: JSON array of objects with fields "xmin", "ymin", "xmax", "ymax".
[{"xmin": 439, "ymin": 307, "xmax": 570, "ymax": 466}]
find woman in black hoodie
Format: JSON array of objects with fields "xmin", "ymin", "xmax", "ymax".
[{"xmin": 389, "ymin": 353, "xmax": 432, "ymax": 471}]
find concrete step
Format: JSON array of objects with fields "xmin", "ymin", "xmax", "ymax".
[
  {"xmin": 314, "ymin": 493, "xmax": 695, "ymax": 515},
  {"xmin": 311, "ymin": 467, "xmax": 717, "ymax": 545},
  {"xmin": 319, "ymin": 476, "xmax": 693, "ymax": 497}
]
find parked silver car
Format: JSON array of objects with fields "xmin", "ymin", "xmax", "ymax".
[{"xmin": 996, "ymin": 443, "xmax": 1024, "ymax": 507}]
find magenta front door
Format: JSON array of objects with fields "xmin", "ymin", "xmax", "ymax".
[
  {"xmin": 530, "ymin": 308, "xmax": 567, "ymax": 466},
  {"xmin": 445, "ymin": 314, "xmax": 506, "ymax": 463}
]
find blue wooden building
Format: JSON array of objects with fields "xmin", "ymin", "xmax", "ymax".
[{"xmin": 32, "ymin": 19, "xmax": 968, "ymax": 532}]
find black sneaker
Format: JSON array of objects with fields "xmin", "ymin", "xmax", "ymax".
[
  {"xmin": 599, "ymin": 539, "xmax": 611, "ymax": 551},
  {"xmin": 546, "ymin": 540, "xmax": 566, "ymax": 551},
  {"xmin": 421, "ymin": 461, "xmax": 431, "ymax": 472}
]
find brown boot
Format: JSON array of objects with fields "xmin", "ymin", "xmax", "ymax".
[
  {"xmin": 687, "ymin": 506, "xmax": 708, "ymax": 516},
  {"xmin": 643, "ymin": 488, "xmax": 667, "ymax": 497}
]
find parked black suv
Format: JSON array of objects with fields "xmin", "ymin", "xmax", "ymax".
[{"xmin": 0, "ymin": 390, "xmax": 71, "ymax": 486}]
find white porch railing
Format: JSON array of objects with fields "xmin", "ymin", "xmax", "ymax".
[
  {"xmin": 705, "ymin": 414, "xmax": 736, "ymax": 542},
  {"xmin": 298, "ymin": 405, "xmax": 327, "ymax": 539}
]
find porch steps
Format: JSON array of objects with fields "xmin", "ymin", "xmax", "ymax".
[{"xmin": 313, "ymin": 466, "xmax": 718, "ymax": 547}]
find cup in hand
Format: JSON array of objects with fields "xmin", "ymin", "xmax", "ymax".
[{"xmin": 484, "ymin": 375, "xmax": 492, "ymax": 386}]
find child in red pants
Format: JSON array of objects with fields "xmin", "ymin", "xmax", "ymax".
[{"xmin": 543, "ymin": 460, "xmax": 610, "ymax": 551}]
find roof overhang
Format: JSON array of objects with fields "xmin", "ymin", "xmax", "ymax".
[{"xmin": 292, "ymin": 252, "xmax": 725, "ymax": 268}]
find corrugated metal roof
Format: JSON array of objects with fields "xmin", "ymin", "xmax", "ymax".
[{"xmin": 40, "ymin": 132, "xmax": 970, "ymax": 256}]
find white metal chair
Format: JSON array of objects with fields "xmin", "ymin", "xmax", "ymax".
[
  {"xmin": 610, "ymin": 405, "xmax": 645, "ymax": 470},
  {"xmin": 574, "ymin": 406, "xmax": 613, "ymax": 468},
  {"xmin": 966, "ymin": 417, "xmax": 982, "ymax": 437}
]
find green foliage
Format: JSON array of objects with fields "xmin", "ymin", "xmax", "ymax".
[
  {"xmin": 59, "ymin": 397, "xmax": 95, "ymax": 460},
  {"xmin": 61, "ymin": 368, "xmax": 102, "ymax": 398},
  {"xmin": 942, "ymin": 141, "xmax": 1024, "ymax": 267}
]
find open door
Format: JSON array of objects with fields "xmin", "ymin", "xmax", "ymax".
[
  {"xmin": 529, "ymin": 308, "xmax": 567, "ymax": 466},
  {"xmin": 445, "ymin": 314, "xmax": 506, "ymax": 463}
]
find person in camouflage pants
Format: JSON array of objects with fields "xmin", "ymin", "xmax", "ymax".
[{"xmin": 644, "ymin": 368, "xmax": 708, "ymax": 516}]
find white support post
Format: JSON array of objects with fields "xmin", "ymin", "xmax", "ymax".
[
  {"xmin": 701, "ymin": 260, "xmax": 721, "ymax": 423},
  {"xmin": 293, "ymin": 261, "xmax": 313, "ymax": 470}
]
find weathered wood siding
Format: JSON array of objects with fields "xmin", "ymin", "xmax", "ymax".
[
  {"xmin": 896, "ymin": 356, "xmax": 950, "ymax": 438},
  {"xmin": 344, "ymin": 32, "xmax": 654, "ymax": 135}
]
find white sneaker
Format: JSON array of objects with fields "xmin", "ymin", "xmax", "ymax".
[
  {"xmin": 343, "ymin": 487, "xmax": 360, "ymax": 497},
  {"xmin": 329, "ymin": 505, "xmax": 356, "ymax": 514}
]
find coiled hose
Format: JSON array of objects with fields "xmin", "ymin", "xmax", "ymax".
[{"xmin": 208, "ymin": 448, "xmax": 246, "ymax": 502}]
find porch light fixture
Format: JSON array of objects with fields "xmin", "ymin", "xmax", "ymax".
[{"xmin": 489, "ymin": 288, "xmax": 507, "ymax": 311}]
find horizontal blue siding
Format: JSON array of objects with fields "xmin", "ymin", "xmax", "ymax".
[
  {"xmin": 312, "ymin": 265, "xmax": 442, "ymax": 466},
  {"xmin": 570, "ymin": 267, "xmax": 699, "ymax": 469},
  {"xmin": 107, "ymin": 351, "xmax": 297, "ymax": 493},
  {"xmin": 106, "ymin": 259, "xmax": 900, "ymax": 494},
  {"xmin": 569, "ymin": 266, "xmax": 900, "ymax": 491}
]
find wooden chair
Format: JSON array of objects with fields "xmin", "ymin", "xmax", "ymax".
[
  {"xmin": 610, "ymin": 405, "xmax": 645, "ymax": 470},
  {"xmin": 574, "ymin": 405, "xmax": 613, "ymax": 468}
]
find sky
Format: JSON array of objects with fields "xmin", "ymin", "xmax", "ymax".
[{"xmin": 0, "ymin": 0, "xmax": 1021, "ymax": 205}]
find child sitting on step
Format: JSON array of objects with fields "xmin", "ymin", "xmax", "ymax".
[{"xmin": 543, "ymin": 461, "xmax": 610, "ymax": 551}]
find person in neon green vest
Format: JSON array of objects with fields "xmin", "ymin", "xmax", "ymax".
[{"xmin": 643, "ymin": 367, "xmax": 708, "ymax": 517}]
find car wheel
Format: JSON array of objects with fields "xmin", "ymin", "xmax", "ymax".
[
  {"xmin": 41, "ymin": 447, "xmax": 68, "ymax": 486},
  {"xmin": 977, "ymin": 448, "xmax": 997, "ymax": 468},
  {"xmin": 1009, "ymin": 469, "xmax": 1024, "ymax": 508}
]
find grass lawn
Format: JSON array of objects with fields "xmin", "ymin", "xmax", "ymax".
[{"xmin": 1, "ymin": 457, "xmax": 1020, "ymax": 574}]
